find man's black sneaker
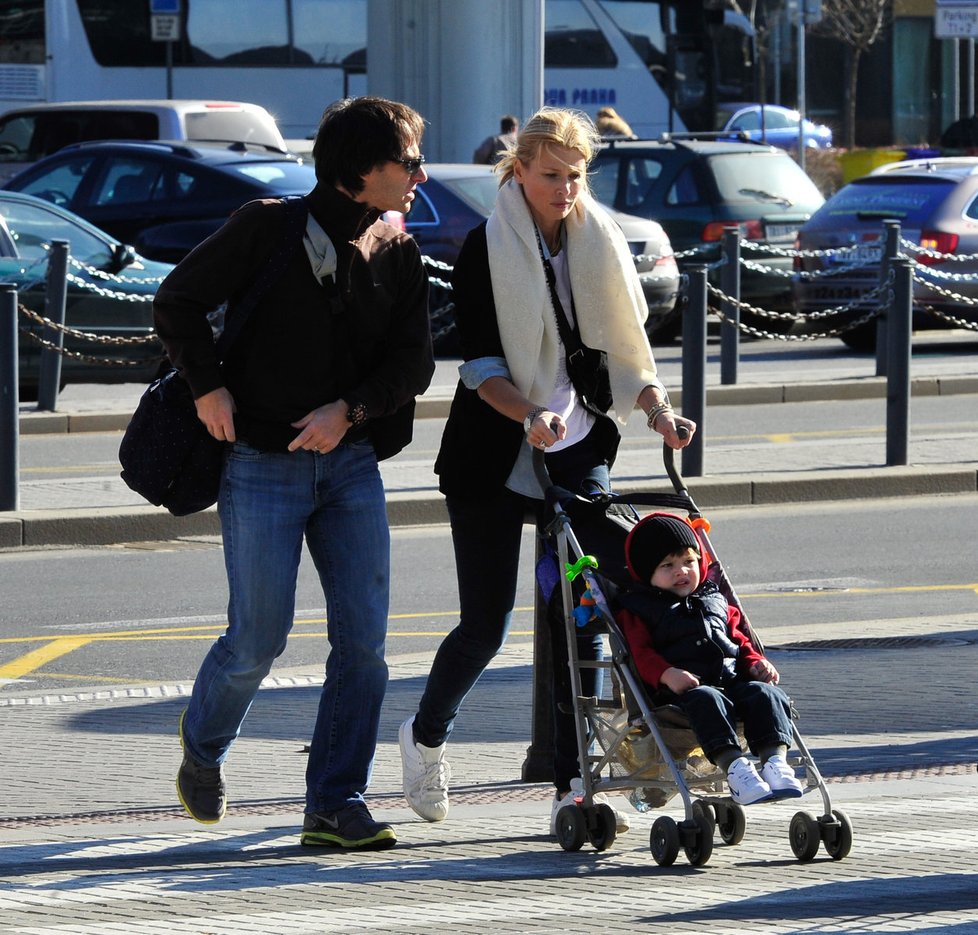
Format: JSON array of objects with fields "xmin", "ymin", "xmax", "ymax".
[
  {"xmin": 177, "ymin": 709, "xmax": 226, "ymax": 824},
  {"xmin": 300, "ymin": 803, "xmax": 397, "ymax": 850}
]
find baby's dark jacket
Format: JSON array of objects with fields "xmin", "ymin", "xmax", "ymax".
[{"xmin": 615, "ymin": 579, "xmax": 765, "ymax": 693}]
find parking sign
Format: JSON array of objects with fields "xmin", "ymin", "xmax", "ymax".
[{"xmin": 936, "ymin": 0, "xmax": 978, "ymax": 38}]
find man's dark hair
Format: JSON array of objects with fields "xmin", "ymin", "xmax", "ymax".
[
  {"xmin": 312, "ymin": 96, "xmax": 425, "ymax": 194},
  {"xmin": 500, "ymin": 114, "xmax": 518, "ymax": 133}
]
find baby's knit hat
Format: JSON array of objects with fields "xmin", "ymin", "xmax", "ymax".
[{"xmin": 624, "ymin": 513, "xmax": 700, "ymax": 583}]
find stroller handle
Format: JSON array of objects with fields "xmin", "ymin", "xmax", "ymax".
[{"xmin": 663, "ymin": 424, "xmax": 690, "ymax": 498}]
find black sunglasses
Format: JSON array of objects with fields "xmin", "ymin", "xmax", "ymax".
[{"xmin": 393, "ymin": 154, "xmax": 426, "ymax": 175}]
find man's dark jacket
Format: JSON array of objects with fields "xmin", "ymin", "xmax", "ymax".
[{"xmin": 153, "ymin": 185, "xmax": 434, "ymax": 459}]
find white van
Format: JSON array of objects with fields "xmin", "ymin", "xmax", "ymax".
[{"xmin": 0, "ymin": 100, "xmax": 287, "ymax": 181}]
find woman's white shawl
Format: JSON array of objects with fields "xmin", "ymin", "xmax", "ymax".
[{"xmin": 486, "ymin": 177, "xmax": 659, "ymax": 425}]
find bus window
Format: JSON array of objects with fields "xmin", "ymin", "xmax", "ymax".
[
  {"xmin": 596, "ymin": 0, "xmax": 669, "ymax": 89},
  {"xmin": 188, "ymin": 1, "xmax": 292, "ymax": 64},
  {"xmin": 545, "ymin": 0, "xmax": 617, "ymax": 68},
  {"xmin": 293, "ymin": 0, "xmax": 366, "ymax": 66}
]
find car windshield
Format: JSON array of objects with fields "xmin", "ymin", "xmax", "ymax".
[
  {"xmin": 435, "ymin": 174, "xmax": 499, "ymax": 217},
  {"xmin": 708, "ymin": 152, "xmax": 823, "ymax": 207},
  {"xmin": 227, "ymin": 161, "xmax": 315, "ymax": 190},
  {"xmin": 820, "ymin": 176, "xmax": 956, "ymax": 223},
  {"xmin": 0, "ymin": 198, "xmax": 112, "ymax": 267}
]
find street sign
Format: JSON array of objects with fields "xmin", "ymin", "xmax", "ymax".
[
  {"xmin": 936, "ymin": 1, "xmax": 978, "ymax": 38},
  {"xmin": 151, "ymin": 14, "xmax": 180, "ymax": 41},
  {"xmin": 150, "ymin": 0, "xmax": 180, "ymax": 12}
]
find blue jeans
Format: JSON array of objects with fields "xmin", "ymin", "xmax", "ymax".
[
  {"xmin": 674, "ymin": 680, "xmax": 794, "ymax": 762},
  {"xmin": 415, "ymin": 431, "xmax": 611, "ymax": 791},
  {"xmin": 180, "ymin": 439, "xmax": 391, "ymax": 814}
]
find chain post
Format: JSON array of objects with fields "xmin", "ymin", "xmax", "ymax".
[
  {"xmin": 886, "ymin": 259, "xmax": 912, "ymax": 466},
  {"xmin": 682, "ymin": 267, "xmax": 707, "ymax": 477},
  {"xmin": 875, "ymin": 221, "xmax": 900, "ymax": 377},
  {"xmin": 0, "ymin": 284, "xmax": 20, "ymax": 511},
  {"xmin": 37, "ymin": 240, "xmax": 70, "ymax": 412},
  {"xmin": 719, "ymin": 228, "xmax": 741, "ymax": 385}
]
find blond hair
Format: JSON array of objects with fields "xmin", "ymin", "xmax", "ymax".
[{"xmin": 495, "ymin": 107, "xmax": 601, "ymax": 187}]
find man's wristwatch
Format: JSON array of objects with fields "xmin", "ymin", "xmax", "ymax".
[
  {"xmin": 346, "ymin": 401, "xmax": 368, "ymax": 428},
  {"xmin": 523, "ymin": 407, "xmax": 546, "ymax": 434}
]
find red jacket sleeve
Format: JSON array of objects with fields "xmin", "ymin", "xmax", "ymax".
[{"xmin": 728, "ymin": 602, "xmax": 765, "ymax": 674}]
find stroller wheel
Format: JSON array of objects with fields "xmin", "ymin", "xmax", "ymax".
[
  {"xmin": 649, "ymin": 815, "xmax": 680, "ymax": 866},
  {"xmin": 681, "ymin": 810, "xmax": 714, "ymax": 867},
  {"xmin": 587, "ymin": 803, "xmax": 617, "ymax": 852},
  {"xmin": 789, "ymin": 811, "xmax": 821, "ymax": 862},
  {"xmin": 554, "ymin": 803, "xmax": 586, "ymax": 852},
  {"xmin": 714, "ymin": 801, "xmax": 747, "ymax": 846},
  {"xmin": 819, "ymin": 808, "xmax": 853, "ymax": 861}
]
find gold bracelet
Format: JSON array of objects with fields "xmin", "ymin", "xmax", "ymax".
[{"xmin": 646, "ymin": 402, "xmax": 673, "ymax": 430}]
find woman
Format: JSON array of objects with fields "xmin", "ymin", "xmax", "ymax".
[{"xmin": 399, "ymin": 107, "xmax": 695, "ymax": 832}]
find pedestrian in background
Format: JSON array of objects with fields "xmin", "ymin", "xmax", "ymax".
[
  {"xmin": 473, "ymin": 114, "xmax": 519, "ymax": 164},
  {"xmin": 398, "ymin": 106, "xmax": 695, "ymax": 834},
  {"xmin": 154, "ymin": 96, "xmax": 434, "ymax": 851},
  {"xmin": 596, "ymin": 106, "xmax": 635, "ymax": 138}
]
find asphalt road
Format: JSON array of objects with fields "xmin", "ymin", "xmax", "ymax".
[{"xmin": 3, "ymin": 494, "xmax": 977, "ymax": 718}]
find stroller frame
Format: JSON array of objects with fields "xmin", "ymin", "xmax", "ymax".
[{"xmin": 535, "ymin": 443, "xmax": 853, "ymax": 867}]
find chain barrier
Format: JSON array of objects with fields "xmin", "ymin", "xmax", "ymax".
[
  {"xmin": 17, "ymin": 302, "xmax": 165, "ymax": 368},
  {"xmin": 18, "ymin": 230, "xmax": 978, "ymax": 372},
  {"xmin": 705, "ymin": 281, "xmax": 885, "ymax": 342},
  {"xmin": 68, "ymin": 255, "xmax": 168, "ymax": 285}
]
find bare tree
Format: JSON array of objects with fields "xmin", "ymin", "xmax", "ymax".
[{"xmin": 811, "ymin": 0, "xmax": 891, "ymax": 147}]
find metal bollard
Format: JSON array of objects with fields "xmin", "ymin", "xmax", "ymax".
[
  {"xmin": 37, "ymin": 240, "xmax": 70, "ymax": 412},
  {"xmin": 682, "ymin": 267, "xmax": 708, "ymax": 477},
  {"xmin": 719, "ymin": 227, "xmax": 741, "ymax": 385},
  {"xmin": 875, "ymin": 221, "xmax": 900, "ymax": 378},
  {"xmin": 0, "ymin": 284, "xmax": 20, "ymax": 511},
  {"xmin": 886, "ymin": 259, "xmax": 912, "ymax": 466}
]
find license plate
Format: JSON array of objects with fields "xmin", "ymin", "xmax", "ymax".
[
  {"xmin": 828, "ymin": 243, "xmax": 881, "ymax": 267},
  {"xmin": 765, "ymin": 223, "xmax": 797, "ymax": 240}
]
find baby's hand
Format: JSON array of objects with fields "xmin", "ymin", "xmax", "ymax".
[
  {"xmin": 750, "ymin": 659, "xmax": 780, "ymax": 684},
  {"xmin": 660, "ymin": 667, "xmax": 700, "ymax": 694}
]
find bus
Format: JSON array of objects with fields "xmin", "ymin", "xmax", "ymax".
[{"xmin": 0, "ymin": 0, "xmax": 755, "ymax": 141}]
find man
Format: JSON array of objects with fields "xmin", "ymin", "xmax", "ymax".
[
  {"xmin": 153, "ymin": 97, "xmax": 434, "ymax": 850},
  {"xmin": 472, "ymin": 114, "xmax": 518, "ymax": 165}
]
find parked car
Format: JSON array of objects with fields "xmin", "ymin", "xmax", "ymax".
[
  {"xmin": 794, "ymin": 156, "xmax": 978, "ymax": 350},
  {"xmin": 3, "ymin": 139, "xmax": 316, "ymax": 263},
  {"xmin": 716, "ymin": 103, "xmax": 833, "ymax": 151},
  {"xmin": 0, "ymin": 100, "xmax": 288, "ymax": 182},
  {"xmin": 400, "ymin": 163, "xmax": 680, "ymax": 354},
  {"xmin": 589, "ymin": 137, "xmax": 825, "ymax": 320},
  {"xmin": 0, "ymin": 190, "xmax": 173, "ymax": 399}
]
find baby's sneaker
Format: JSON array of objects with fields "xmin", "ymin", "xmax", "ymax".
[
  {"xmin": 726, "ymin": 756, "xmax": 774, "ymax": 805},
  {"xmin": 760, "ymin": 754, "xmax": 804, "ymax": 798}
]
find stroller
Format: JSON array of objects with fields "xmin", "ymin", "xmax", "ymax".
[{"xmin": 534, "ymin": 439, "xmax": 853, "ymax": 867}]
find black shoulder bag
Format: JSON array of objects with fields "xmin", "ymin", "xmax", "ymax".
[{"xmin": 119, "ymin": 196, "xmax": 308, "ymax": 516}]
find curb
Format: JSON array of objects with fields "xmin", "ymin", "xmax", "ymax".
[
  {"xmin": 3, "ymin": 465, "xmax": 975, "ymax": 549},
  {"xmin": 17, "ymin": 375, "xmax": 978, "ymax": 435}
]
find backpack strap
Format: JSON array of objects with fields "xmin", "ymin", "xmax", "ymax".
[{"xmin": 215, "ymin": 194, "xmax": 309, "ymax": 358}]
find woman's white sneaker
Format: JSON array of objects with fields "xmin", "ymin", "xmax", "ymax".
[{"xmin": 398, "ymin": 716, "xmax": 451, "ymax": 822}]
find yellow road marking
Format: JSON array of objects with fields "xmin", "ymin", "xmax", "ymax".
[
  {"xmin": 0, "ymin": 636, "xmax": 93, "ymax": 679},
  {"xmin": 2, "ymin": 584, "xmax": 975, "ymax": 680}
]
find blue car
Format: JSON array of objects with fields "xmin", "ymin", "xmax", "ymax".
[{"xmin": 717, "ymin": 103, "xmax": 833, "ymax": 151}]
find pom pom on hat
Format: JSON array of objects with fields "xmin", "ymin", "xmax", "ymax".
[{"xmin": 625, "ymin": 514, "xmax": 700, "ymax": 582}]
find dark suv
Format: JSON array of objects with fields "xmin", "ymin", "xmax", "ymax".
[{"xmin": 589, "ymin": 137, "xmax": 825, "ymax": 325}]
